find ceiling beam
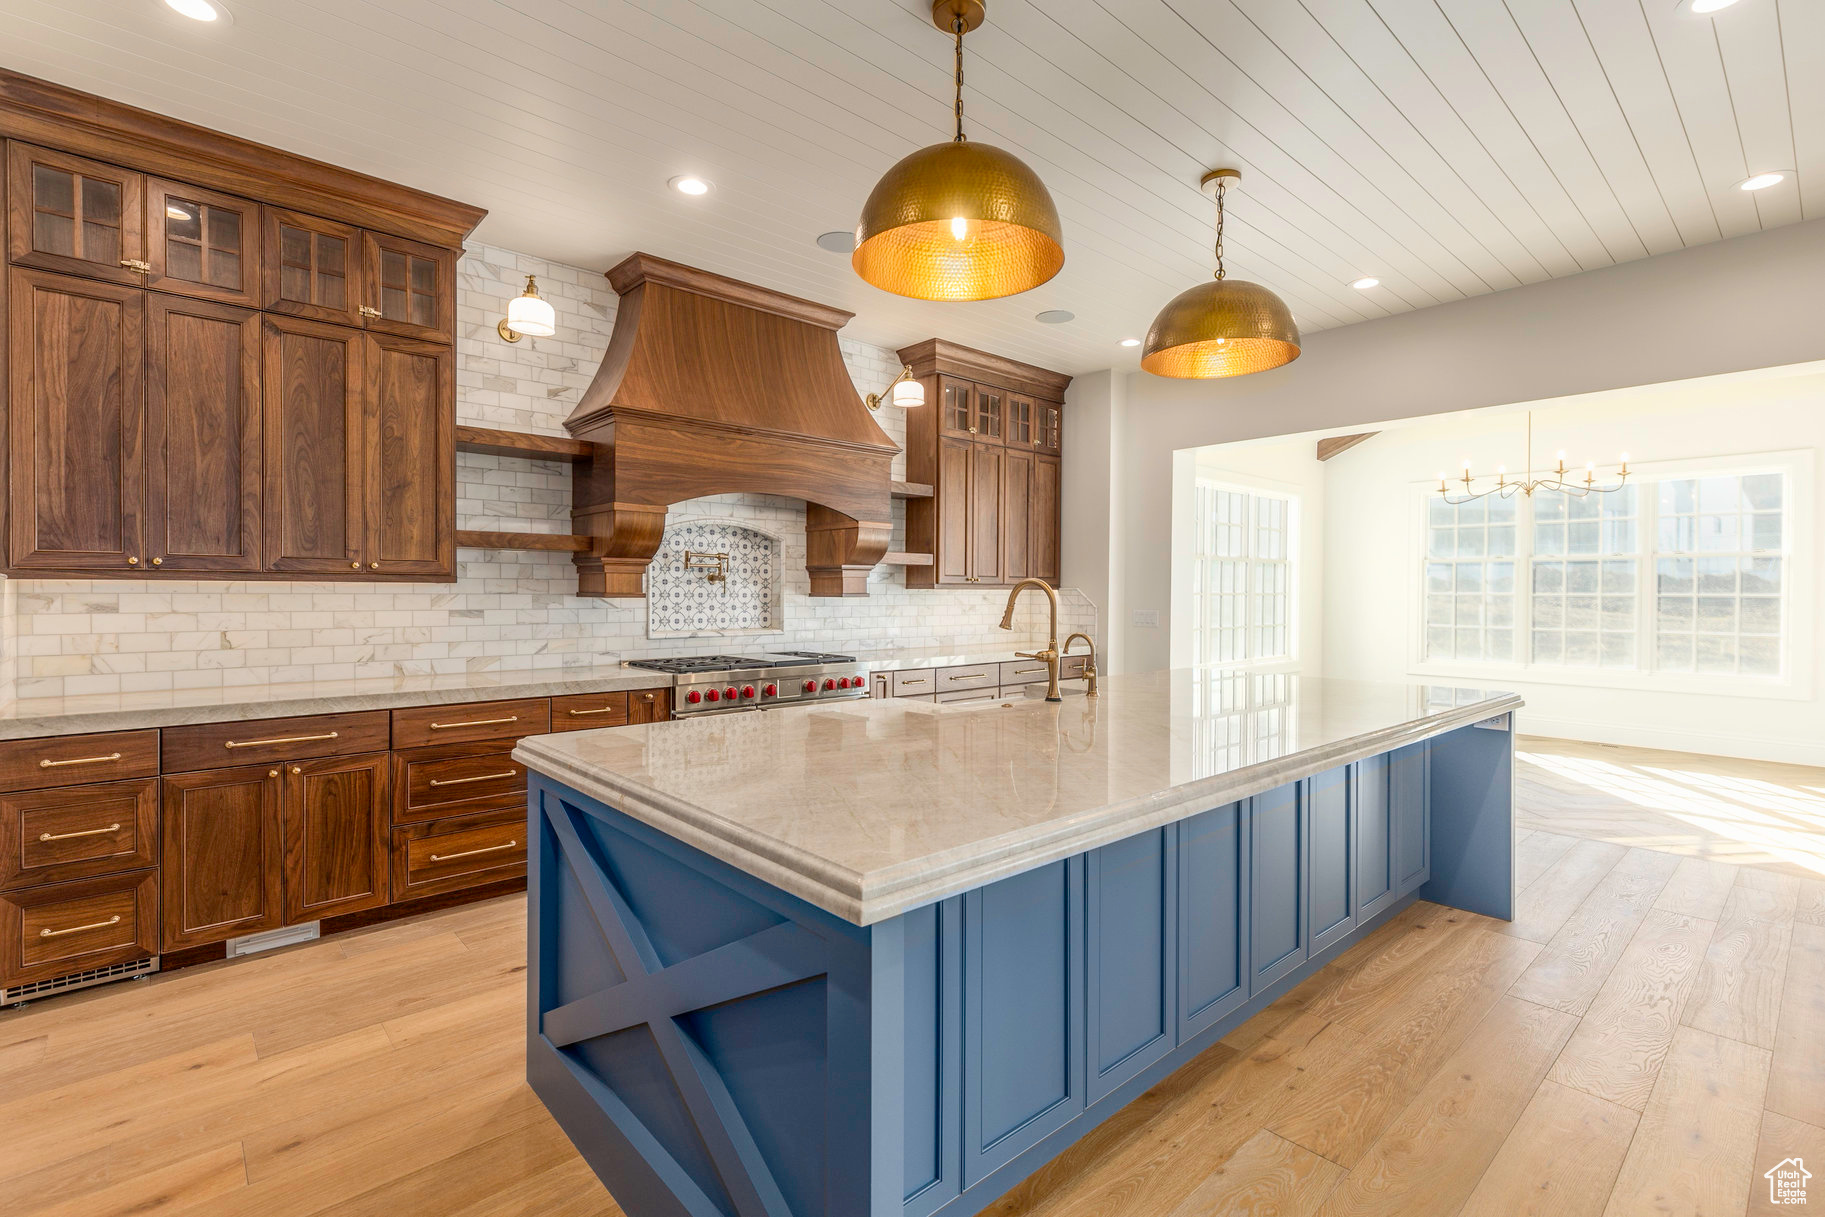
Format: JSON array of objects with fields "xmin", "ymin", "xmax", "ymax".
[{"xmin": 1316, "ymin": 432, "xmax": 1379, "ymax": 462}]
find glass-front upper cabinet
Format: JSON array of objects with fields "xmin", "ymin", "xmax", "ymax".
[
  {"xmin": 361, "ymin": 232, "xmax": 454, "ymax": 343},
  {"xmin": 974, "ymin": 385, "xmax": 1005, "ymax": 442},
  {"xmin": 146, "ymin": 179, "xmax": 261, "ymax": 306},
  {"xmin": 263, "ymin": 208, "xmax": 362, "ymax": 325},
  {"xmin": 1008, "ymin": 395, "xmax": 1034, "ymax": 448},
  {"xmin": 1036, "ymin": 400, "xmax": 1063, "ymax": 455},
  {"xmin": 6, "ymin": 143, "xmax": 146, "ymax": 285},
  {"xmin": 939, "ymin": 376, "xmax": 976, "ymax": 440}
]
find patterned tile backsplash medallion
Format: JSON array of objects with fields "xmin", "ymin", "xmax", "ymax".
[
  {"xmin": 648, "ymin": 521, "xmax": 781, "ymax": 639},
  {"xmin": 0, "ymin": 242, "xmax": 1095, "ymax": 701}
]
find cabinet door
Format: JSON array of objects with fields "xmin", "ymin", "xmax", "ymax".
[
  {"xmin": 282, "ymin": 753, "xmax": 389, "ymax": 923},
  {"xmin": 6, "ymin": 144, "xmax": 145, "ymax": 285},
  {"xmin": 1391, "ymin": 741, "xmax": 1430, "ymax": 891},
  {"xmin": 161, "ymin": 764, "xmax": 284, "ymax": 950},
  {"xmin": 938, "ymin": 376, "xmax": 975, "ymax": 440},
  {"xmin": 1355, "ymin": 752, "xmax": 1396, "ymax": 921},
  {"xmin": 145, "ymin": 295, "xmax": 262, "ymax": 572},
  {"xmin": 1308, "ymin": 766, "xmax": 1355, "ymax": 952},
  {"xmin": 263, "ymin": 208, "xmax": 361, "ymax": 325},
  {"xmin": 1179, "ymin": 801, "xmax": 1248, "ymax": 1038},
  {"xmin": 1001, "ymin": 446, "xmax": 1034, "ymax": 583},
  {"xmin": 1031, "ymin": 454, "xmax": 1061, "ymax": 583},
  {"xmin": 361, "ymin": 232, "xmax": 454, "ymax": 342},
  {"xmin": 145, "ymin": 179, "xmax": 260, "ymax": 306},
  {"xmin": 1248, "ymin": 782, "xmax": 1305, "ymax": 993},
  {"xmin": 6, "ymin": 268, "xmax": 146, "ymax": 573},
  {"xmin": 262, "ymin": 315, "xmax": 365, "ymax": 573},
  {"xmin": 1006, "ymin": 394, "xmax": 1034, "ymax": 449},
  {"xmin": 1085, "ymin": 828, "xmax": 1175, "ymax": 1103},
  {"xmin": 934, "ymin": 437, "xmax": 971, "ymax": 585},
  {"xmin": 364, "ymin": 334, "xmax": 453, "ymax": 577},
  {"xmin": 627, "ymin": 688, "xmax": 670, "ymax": 723},
  {"xmin": 967, "ymin": 442, "xmax": 1004, "ymax": 585},
  {"xmin": 974, "ymin": 384, "xmax": 1005, "ymax": 444}
]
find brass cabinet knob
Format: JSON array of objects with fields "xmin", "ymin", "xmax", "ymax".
[
  {"xmin": 291, "ymin": 766, "xmax": 302, "ymax": 775},
  {"xmin": 642, "ymin": 692, "xmax": 655, "ymax": 702},
  {"xmin": 126, "ymin": 556, "xmax": 139, "ymax": 566},
  {"xmin": 350, "ymin": 561, "xmax": 361, "ymax": 570},
  {"xmin": 268, "ymin": 769, "xmax": 279, "ymax": 778},
  {"xmin": 150, "ymin": 557, "xmax": 163, "ymax": 566},
  {"xmin": 369, "ymin": 561, "xmax": 379, "ymax": 570}
]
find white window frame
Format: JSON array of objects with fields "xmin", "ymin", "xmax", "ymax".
[
  {"xmin": 1407, "ymin": 449, "xmax": 1814, "ymax": 701},
  {"xmin": 1186, "ymin": 475, "xmax": 1301, "ymax": 670}
]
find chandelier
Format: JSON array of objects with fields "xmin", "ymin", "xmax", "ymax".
[{"xmin": 1438, "ymin": 412, "xmax": 1630, "ymax": 505}]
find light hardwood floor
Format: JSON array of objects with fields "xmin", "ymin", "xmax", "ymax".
[{"xmin": 2, "ymin": 740, "xmax": 1820, "ymax": 1217}]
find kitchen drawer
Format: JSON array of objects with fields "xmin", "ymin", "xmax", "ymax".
[
  {"xmin": 936, "ymin": 663, "xmax": 999, "ymax": 693},
  {"xmin": 549, "ymin": 691, "xmax": 630, "ymax": 732},
  {"xmin": 890, "ymin": 669, "xmax": 937, "ymax": 696},
  {"xmin": 0, "ymin": 869, "xmax": 158, "ymax": 987},
  {"xmin": 937, "ymin": 688, "xmax": 1006, "ymax": 704},
  {"xmin": 0, "ymin": 779, "xmax": 159, "ymax": 890},
  {"xmin": 394, "ymin": 744, "xmax": 525, "ymax": 825},
  {"xmin": 392, "ymin": 808, "xmax": 525, "ymax": 901},
  {"xmin": 1060, "ymin": 654, "xmax": 1089, "ymax": 680},
  {"xmin": 0, "ymin": 731, "xmax": 160, "ymax": 793},
  {"xmin": 161, "ymin": 712, "xmax": 389, "ymax": 773},
  {"xmin": 1000, "ymin": 658, "xmax": 1055, "ymax": 686},
  {"xmin": 391, "ymin": 698, "xmax": 550, "ymax": 749}
]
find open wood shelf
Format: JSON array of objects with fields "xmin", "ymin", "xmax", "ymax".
[
  {"xmin": 880, "ymin": 551, "xmax": 934, "ymax": 567},
  {"xmin": 456, "ymin": 530, "xmax": 594, "ymax": 553},
  {"xmin": 455, "ymin": 425, "xmax": 594, "ymax": 463},
  {"xmin": 890, "ymin": 480, "xmax": 934, "ymax": 500}
]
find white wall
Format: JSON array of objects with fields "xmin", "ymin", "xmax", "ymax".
[
  {"xmin": 1320, "ymin": 366, "xmax": 1824, "ymax": 765},
  {"xmin": 1171, "ymin": 435, "xmax": 1326, "ymax": 673},
  {"xmin": 1068, "ymin": 216, "xmax": 1825, "ymax": 676}
]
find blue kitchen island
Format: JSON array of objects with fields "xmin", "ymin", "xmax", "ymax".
[{"xmin": 513, "ymin": 669, "xmax": 1520, "ymax": 1217}]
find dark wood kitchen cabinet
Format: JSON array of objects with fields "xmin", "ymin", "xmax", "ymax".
[
  {"xmin": 902, "ymin": 339, "xmax": 1069, "ymax": 589},
  {"xmin": 0, "ymin": 69, "xmax": 484, "ymax": 582},
  {"xmin": 160, "ymin": 764, "xmax": 285, "ymax": 950},
  {"xmin": 282, "ymin": 753, "xmax": 390, "ymax": 923}
]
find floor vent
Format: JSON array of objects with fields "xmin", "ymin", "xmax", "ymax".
[
  {"xmin": 2, "ymin": 955, "xmax": 159, "ymax": 1005},
  {"xmin": 225, "ymin": 921, "xmax": 320, "ymax": 957}
]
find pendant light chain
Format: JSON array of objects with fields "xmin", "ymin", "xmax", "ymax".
[
  {"xmin": 953, "ymin": 17, "xmax": 967, "ymax": 142},
  {"xmin": 1213, "ymin": 178, "xmax": 1227, "ymax": 281}
]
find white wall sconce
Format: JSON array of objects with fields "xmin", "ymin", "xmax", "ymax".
[
  {"xmin": 865, "ymin": 364, "xmax": 925, "ymax": 411},
  {"xmin": 498, "ymin": 274, "xmax": 557, "ymax": 343}
]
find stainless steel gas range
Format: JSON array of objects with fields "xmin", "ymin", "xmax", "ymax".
[{"xmin": 623, "ymin": 652, "xmax": 869, "ymax": 717}]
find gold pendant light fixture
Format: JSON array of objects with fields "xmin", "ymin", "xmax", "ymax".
[
  {"xmin": 852, "ymin": 0, "xmax": 1064, "ymax": 301},
  {"xmin": 1142, "ymin": 169, "xmax": 1301, "ymax": 379}
]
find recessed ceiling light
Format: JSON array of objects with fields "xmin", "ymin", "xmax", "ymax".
[
  {"xmin": 669, "ymin": 176, "xmax": 712, "ymax": 196},
  {"xmin": 815, "ymin": 231, "xmax": 856, "ymax": 254},
  {"xmin": 162, "ymin": 0, "xmax": 229, "ymax": 21},
  {"xmin": 1677, "ymin": 0, "xmax": 1741, "ymax": 14},
  {"xmin": 1035, "ymin": 309, "xmax": 1075, "ymax": 324},
  {"xmin": 1736, "ymin": 171, "xmax": 1789, "ymax": 191},
  {"xmin": 1350, "ymin": 276, "xmax": 1380, "ymax": 290},
  {"xmin": 1119, "ymin": 337, "xmax": 1142, "ymax": 347}
]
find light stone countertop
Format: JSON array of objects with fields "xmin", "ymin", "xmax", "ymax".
[
  {"xmin": 514, "ymin": 668, "xmax": 1522, "ymax": 926},
  {"xmin": 0, "ymin": 667, "xmax": 673, "ymax": 738},
  {"xmin": 854, "ymin": 649, "xmax": 1093, "ymax": 674}
]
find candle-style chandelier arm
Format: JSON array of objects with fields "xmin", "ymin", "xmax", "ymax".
[{"xmin": 1434, "ymin": 412, "xmax": 1632, "ymax": 505}]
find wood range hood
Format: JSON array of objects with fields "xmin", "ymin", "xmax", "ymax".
[{"xmin": 564, "ymin": 253, "xmax": 899, "ymax": 597}]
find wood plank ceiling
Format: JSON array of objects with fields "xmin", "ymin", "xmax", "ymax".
[{"xmin": 2, "ymin": 0, "xmax": 1814, "ymax": 375}]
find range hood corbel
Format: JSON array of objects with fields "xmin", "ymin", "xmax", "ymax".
[{"xmin": 563, "ymin": 253, "xmax": 901, "ymax": 598}]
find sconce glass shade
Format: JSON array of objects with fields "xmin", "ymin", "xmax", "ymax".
[
  {"xmin": 891, "ymin": 377, "xmax": 926, "ymax": 408},
  {"xmin": 853, "ymin": 141, "xmax": 1064, "ymax": 301},
  {"xmin": 1141, "ymin": 278, "xmax": 1301, "ymax": 379},
  {"xmin": 504, "ymin": 276, "xmax": 556, "ymax": 338}
]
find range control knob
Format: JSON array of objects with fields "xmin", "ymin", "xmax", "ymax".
[
  {"xmin": 803, "ymin": 680, "xmax": 817, "ymax": 693},
  {"xmin": 741, "ymin": 685, "xmax": 756, "ymax": 699},
  {"xmin": 763, "ymin": 683, "xmax": 777, "ymax": 697},
  {"xmin": 705, "ymin": 688, "xmax": 720, "ymax": 702},
  {"xmin": 686, "ymin": 690, "xmax": 703, "ymax": 705},
  {"xmin": 823, "ymin": 678, "xmax": 837, "ymax": 691},
  {"xmin": 725, "ymin": 687, "xmax": 739, "ymax": 701}
]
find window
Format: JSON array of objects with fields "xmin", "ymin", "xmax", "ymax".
[
  {"xmin": 1191, "ymin": 482, "xmax": 1294, "ymax": 665},
  {"xmin": 1421, "ymin": 468, "xmax": 1789, "ymax": 679}
]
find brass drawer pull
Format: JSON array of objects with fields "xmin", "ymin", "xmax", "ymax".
[
  {"xmin": 429, "ymin": 840, "xmax": 518, "ymax": 862},
  {"xmin": 39, "ymin": 822, "xmax": 121, "ymax": 842},
  {"xmin": 566, "ymin": 707, "xmax": 622, "ymax": 717},
  {"xmin": 899, "ymin": 677, "xmax": 929, "ymax": 686},
  {"xmin": 427, "ymin": 770, "xmax": 518, "ymax": 788},
  {"xmin": 429, "ymin": 716, "xmax": 518, "ymax": 731},
  {"xmin": 39, "ymin": 752, "xmax": 123, "ymax": 769},
  {"xmin": 1015, "ymin": 666, "xmax": 1047, "ymax": 675},
  {"xmin": 224, "ymin": 732, "xmax": 337, "ymax": 750},
  {"xmin": 947, "ymin": 673, "xmax": 989, "ymax": 682},
  {"xmin": 40, "ymin": 914, "xmax": 120, "ymax": 938}
]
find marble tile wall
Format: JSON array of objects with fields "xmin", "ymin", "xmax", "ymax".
[{"xmin": 0, "ymin": 243, "xmax": 1095, "ymax": 701}]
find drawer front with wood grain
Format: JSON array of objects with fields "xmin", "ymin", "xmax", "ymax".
[
  {"xmin": 1060, "ymin": 655, "xmax": 1088, "ymax": 680},
  {"xmin": 0, "ymin": 731, "xmax": 160, "ymax": 793},
  {"xmin": 936, "ymin": 664, "xmax": 999, "ymax": 693},
  {"xmin": 390, "ymin": 698, "xmax": 549, "ymax": 749},
  {"xmin": 937, "ymin": 689, "xmax": 1005, "ymax": 704},
  {"xmin": 161, "ymin": 711, "xmax": 389, "ymax": 772},
  {"xmin": 892, "ymin": 669, "xmax": 937, "ymax": 696},
  {"xmin": 0, "ymin": 779, "xmax": 159, "ymax": 890},
  {"xmin": 0, "ymin": 869, "xmax": 158, "ymax": 986},
  {"xmin": 1000, "ymin": 659, "xmax": 1055, "ymax": 687},
  {"xmin": 394, "ymin": 744, "xmax": 525, "ymax": 824},
  {"xmin": 549, "ymin": 691, "xmax": 629, "ymax": 731},
  {"xmin": 392, "ymin": 809, "xmax": 525, "ymax": 901}
]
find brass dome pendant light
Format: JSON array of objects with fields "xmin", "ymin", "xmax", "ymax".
[
  {"xmin": 852, "ymin": 0, "xmax": 1064, "ymax": 301},
  {"xmin": 1143, "ymin": 169, "xmax": 1300, "ymax": 378}
]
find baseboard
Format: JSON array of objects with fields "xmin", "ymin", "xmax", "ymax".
[{"xmin": 1518, "ymin": 712, "xmax": 1825, "ymax": 767}]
